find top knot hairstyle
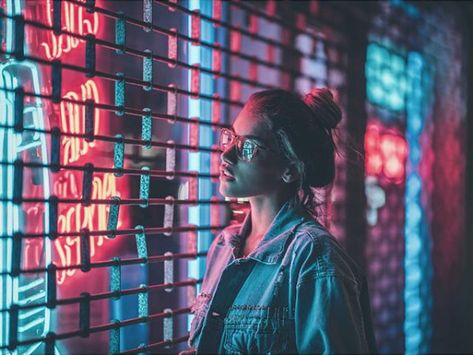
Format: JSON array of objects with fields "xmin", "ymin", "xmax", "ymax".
[{"xmin": 246, "ymin": 88, "xmax": 342, "ymax": 214}]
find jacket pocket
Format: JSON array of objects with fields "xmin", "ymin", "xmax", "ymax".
[
  {"xmin": 222, "ymin": 306, "xmax": 289, "ymax": 354},
  {"xmin": 188, "ymin": 292, "xmax": 211, "ymax": 347}
]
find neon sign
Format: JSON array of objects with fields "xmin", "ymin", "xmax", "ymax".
[
  {"xmin": 3, "ymin": 0, "xmax": 124, "ymax": 288},
  {"xmin": 366, "ymin": 42, "xmax": 407, "ymax": 113},
  {"xmin": 60, "ymin": 80, "xmax": 101, "ymax": 164},
  {"xmin": 53, "ymin": 78, "xmax": 122, "ymax": 284},
  {"xmin": 54, "ymin": 171, "xmax": 120, "ymax": 285},
  {"xmin": 1, "ymin": 0, "xmax": 53, "ymax": 348},
  {"xmin": 364, "ymin": 122, "xmax": 408, "ymax": 183},
  {"xmin": 41, "ymin": 0, "xmax": 99, "ymax": 60}
]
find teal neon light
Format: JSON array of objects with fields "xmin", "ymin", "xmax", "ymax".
[
  {"xmin": 366, "ymin": 43, "xmax": 407, "ymax": 112},
  {"xmin": 186, "ymin": 0, "xmax": 217, "ymax": 332},
  {"xmin": 404, "ymin": 51, "xmax": 432, "ymax": 354},
  {"xmin": 187, "ymin": 0, "xmax": 201, "ymax": 283},
  {"xmin": 1, "ymin": 0, "xmax": 53, "ymax": 352},
  {"xmin": 187, "ymin": 0, "xmax": 217, "ymax": 279}
]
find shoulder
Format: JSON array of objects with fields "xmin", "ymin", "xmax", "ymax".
[
  {"xmin": 213, "ymin": 222, "xmax": 241, "ymax": 246},
  {"xmin": 289, "ymin": 221, "xmax": 362, "ymax": 287},
  {"xmin": 206, "ymin": 222, "xmax": 241, "ymax": 257}
]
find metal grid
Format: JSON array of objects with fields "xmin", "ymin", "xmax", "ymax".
[{"xmin": 0, "ymin": 0, "xmax": 350, "ymax": 353}]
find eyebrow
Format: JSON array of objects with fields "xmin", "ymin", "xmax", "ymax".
[{"xmin": 230, "ymin": 126, "xmax": 266, "ymax": 144}]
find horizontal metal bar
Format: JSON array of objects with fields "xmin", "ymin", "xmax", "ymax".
[
  {"xmin": 0, "ymin": 196, "xmax": 227, "ymax": 206},
  {"xmin": 0, "ymin": 85, "xmax": 230, "ymax": 129},
  {"xmin": 152, "ymin": 0, "xmax": 346, "ymax": 75},
  {"xmin": 2, "ymin": 251, "xmax": 208, "ymax": 276},
  {"xmin": 0, "ymin": 124, "xmax": 221, "ymax": 153},
  {"xmin": 0, "ymin": 279, "xmax": 202, "ymax": 314},
  {"xmin": 0, "ymin": 160, "xmax": 217, "ymax": 179},
  {"xmin": 0, "ymin": 223, "xmax": 230, "ymax": 240},
  {"xmin": 154, "ymin": 0, "xmax": 345, "ymax": 64},
  {"xmin": 2, "ymin": 307, "xmax": 191, "ymax": 350},
  {"xmin": 1, "ymin": 10, "xmax": 336, "ymax": 97},
  {"xmin": 0, "ymin": 47, "xmax": 243, "ymax": 108},
  {"xmin": 64, "ymin": 0, "xmax": 343, "ymax": 82},
  {"xmin": 120, "ymin": 334, "xmax": 189, "ymax": 354}
]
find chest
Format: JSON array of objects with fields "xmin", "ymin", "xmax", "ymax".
[{"xmin": 190, "ymin": 261, "xmax": 295, "ymax": 353}]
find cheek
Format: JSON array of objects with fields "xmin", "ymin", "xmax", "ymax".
[
  {"xmin": 219, "ymin": 165, "xmax": 283, "ymax": 197},
  {"xmin": 246, "ymin": 168, "xmax": 280, "ymax": 186}
]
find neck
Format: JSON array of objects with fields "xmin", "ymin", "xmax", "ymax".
[{"xmin": 247, "ymin": 191, "xmax": 292, "ymax": 238}]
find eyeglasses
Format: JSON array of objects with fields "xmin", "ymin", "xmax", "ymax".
[{"xmin": 219, "ymin": 128, "xmax": 278, "ymax": 162}]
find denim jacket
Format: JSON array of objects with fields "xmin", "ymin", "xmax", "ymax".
[{"xmin": 188, "ymin": 201, "xmax": 377, "ymax": 354}]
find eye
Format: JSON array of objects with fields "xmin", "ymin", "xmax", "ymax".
[
  {"xmin": 220, "ymin": 129, "xmax": 234, "ymax": 147},
  {"xmin": 240, "ymin": 139, "xmax": 256, "ymax": 160}
]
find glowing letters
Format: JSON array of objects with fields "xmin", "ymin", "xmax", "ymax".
[{"xmin": 41, "ymin": 0, "xmax": 99, "ymax": 60}]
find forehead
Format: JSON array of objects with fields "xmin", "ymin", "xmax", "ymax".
[{"xmin": 232, "ymin": 107, "xmax": 273, "ymax": 142}]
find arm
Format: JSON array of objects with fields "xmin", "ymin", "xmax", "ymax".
[{"xmin": 295, "ymin": 274, "xmax": 371, "ymax": 354}]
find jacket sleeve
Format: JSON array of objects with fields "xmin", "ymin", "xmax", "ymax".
[{"xmin": 294, "ymin": 274, "xmax": 370, "ymax": 354}]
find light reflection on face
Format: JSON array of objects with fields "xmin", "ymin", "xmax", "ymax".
[{"xmin": 219, "ymin": 107, "xmax": 288, "ymax": 198}]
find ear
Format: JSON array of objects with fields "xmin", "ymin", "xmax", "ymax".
[{"xmin": 281, "ymin": 163, "xmax": 300, "ymax": 184}]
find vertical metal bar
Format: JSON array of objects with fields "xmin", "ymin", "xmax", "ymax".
[
  {"xmin": 46, "ymin": 264, "xmax": 57, "ymax": 308},
  {"xmin": 80, "ymin": 228, "xmax": 91, "ymax": 272},
  {"xmin": 139, "ymin": 167, "xmax": 150, "ymax": 208},
  {"xmin": 79, "ymin": 292, "xmax": 91, "ymax": 337},
  {"xmin": 13, "ymin": 87, "xmax": 24, "ymax": 132},
  {"xmin": 82, "ymin": 164, "xmax": 93, "ymax": 206},
  {"xmin": 141, "ymin": 108, "xmax": 152, "ymax": 148},
  {"xmin": 51, "ymin": 60, "xmax": 61, "ymax": 103},
  {"xmin": 107, "ymin": 197, "xmax": 121, "ymax": 239}
]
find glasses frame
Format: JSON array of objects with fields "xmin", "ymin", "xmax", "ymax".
[{"xmin": 219, "ymin": 128, "xmax": 279, "ymax": 162}]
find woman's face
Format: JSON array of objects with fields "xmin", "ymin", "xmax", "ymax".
[{"xmin": 219, "ymin": 106, "xmax": 288, "ymax": 198}]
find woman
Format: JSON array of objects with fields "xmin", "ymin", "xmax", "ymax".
[{"xmin": 187, "ymin": 88, "xmax": 377, "ymax": 354}]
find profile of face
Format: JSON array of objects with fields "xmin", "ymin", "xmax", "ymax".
[{"xmin": 219, "ymin": 106, "xmax": 292, "ymax": 199}]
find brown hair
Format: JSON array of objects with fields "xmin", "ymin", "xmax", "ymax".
[{"xmin": 246, "ymin": 88, "xmax": 342, "ymax": 215}]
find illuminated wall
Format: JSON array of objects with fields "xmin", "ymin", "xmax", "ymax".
[
  {"xmin": 0, "ymin": 1, "xmax": 349, "ymax": 353},
  {"xmin": 364, "ymin": 0, "xmax": 469, "ymax": 353}
]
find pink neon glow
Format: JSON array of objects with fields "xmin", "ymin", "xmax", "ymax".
[
  {"xmin": 41, "ymin": 0, "xmax": 99, "ymax": 60},
  {"xmin": 230, "ymin": 77, "xmax": 241, "ymax": 102},
  {"xmin": 267, "ymin": 44, "xmax": 275, "ymax": 64},
  {"xmin": 365, "ymin": 123, "xmax": 408, "ymax": 182},
  {"xmin": 213, "ymin": 0, "xmax": 222, "ymax": 24},
  {"xmin": 189, "ymin": 175, "xmax": 198, "ymax": 202},
  {"xmin": 212, "ymin": 44, "xmax": 222, "ymax": 77},
  {"xmin": 168, "ymin": 0, "xmax": 178, "ymax": 11},
  {"xmin": 29, "ymin": 1, "xmax": 127, "ymax": 284},
  {"xmin": 24, "ymin": 204, "xmax": 45, "ymax": 270},
  {"xmin": 212, "ymin": 94, "xmax": 221, "ymax": 126},
  {"xmin": 211, "ymin": 144, "xmax": 220, "ymax": 183},
  {"xmin": 249, "ymin": 15, "xmax": 258, "ymax": 34},
  {"xmin": 168, "ymin": 28, "xmax": 178, "ymax": 68},
  {"xmin": 54, "ymin": 172, "xmax": 121, "ymax": 285},
  {"xmin": 249, "ymin": 60, "xmax": 258, "ymax": 82},
  {"xmin": 60, "ymin": 80, "xmax": 101, "ymax": 165},
  {"xmin": 296, "ymin": 13, "xmax": 307, "ymax": 31},
  {"xmin": 190, "ymin": 118, "xmax": 199, "ymax": 151},
  {"xmin": 191, "ymin": 65, "xmax": 200, "ymax": 98},
  {"xmin": 266, "ymin": 0, "xmax": 276, "ymax": 16},
  {"xmin": 231, "ymin": 30, "xmax": 241, "ymax": 52},
  {"xmin": 191, "ymin": 10, "xmax": 201, "ymax": 45}
]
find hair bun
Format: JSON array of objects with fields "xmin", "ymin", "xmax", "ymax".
[{"xmin": 303, "ymin": 88, "xmax": 342, "ymax": 129}]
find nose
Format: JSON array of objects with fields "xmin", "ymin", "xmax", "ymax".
[{"xmin": 220, "ymin": 141, "xmax": 238, "ymax": 165}]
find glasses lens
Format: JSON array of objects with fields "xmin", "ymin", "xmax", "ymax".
[
  {"xmin": 220, "ymin": 129, "xmax": 233, "ymax": 150},
  {"xmin": 239, "ymin": 139, "xmax": 256, "ymax": 161}
]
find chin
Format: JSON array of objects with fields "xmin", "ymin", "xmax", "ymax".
[
  {"xmin": 218, "ymin": 185, "xmax": 233, "ymax": 198},
  {"xmin": 219, "ymin": 186, "xmax": 254, "ymax": 200},
  {"xmin": 219, "ymin": 182, "xmax": 241, "ymax": 198}
]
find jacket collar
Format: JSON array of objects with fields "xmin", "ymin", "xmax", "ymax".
[{"xmin": 221, "ymin": 200, "xmax": 310, "ymax": 264}]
